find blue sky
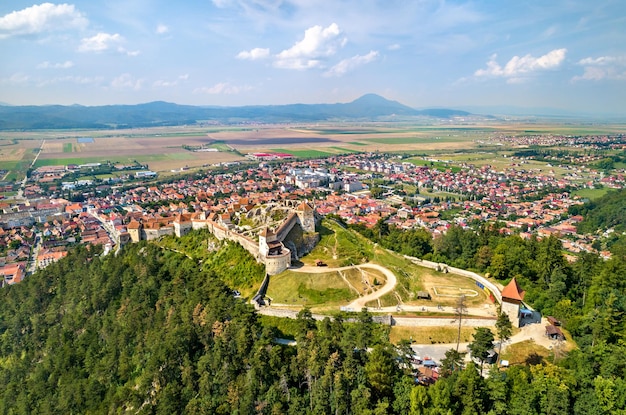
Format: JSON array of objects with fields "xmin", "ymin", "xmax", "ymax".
[{"xmin": 0, "ymin": 1, "xmax": 625, "ymax": 115}]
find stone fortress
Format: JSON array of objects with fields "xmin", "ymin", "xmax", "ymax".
[{"xmin": 125, "ymin": 200, "xmax": 318, "ymax": 275}]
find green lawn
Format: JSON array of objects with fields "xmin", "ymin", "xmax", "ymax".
[
  {"xmin": 305, "ymin": 220, "xmax": 375, "ymax": 268},
  {"xmin": 34, "ymin": 153, "xmax": 190, "ymax": 168},
  {"xmin": 389, "ymin": 326, "xmax": 476, "ymax": 345},
  {"xmin": 572, "ymin": 187, "xmax": 610, "ymax": 200},
  {"xmin": 303, "ymin": 219, "xmax": 492, "ymax": 310},
  {"xmin": 266, "ymin": 270, "xmax": 356, "ymax": 306},
  {"xmin": 208, "ymin": 140, "xmax": 232, "ymax": 151},
  {"xmin": 63, "ymin": 143, "xmax": 73, "ymax": 153}
]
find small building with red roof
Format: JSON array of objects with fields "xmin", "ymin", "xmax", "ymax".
[{"xmin": 501, "ymin": 277, "xmax": 525, "ymax": 328}]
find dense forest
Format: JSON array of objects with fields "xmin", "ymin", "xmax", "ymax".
[
  {"xmin": 570, "ymin": 188, "xmax": 626, "ymax": 234},
  {"xmin": 1, "ymin": 211, "xmax": 626, "ymax": 412}
]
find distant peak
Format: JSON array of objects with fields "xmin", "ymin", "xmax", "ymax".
[{"xmin": 351, "ymin": 93, "xmax": 395, "ymax": 104}]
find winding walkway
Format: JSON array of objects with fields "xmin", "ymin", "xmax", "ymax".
[
  {"xmin": 290, "ymin": 263, "xmax": 397, "ymax": 310},
  {"xmin": 288, "ymin": 263, "xmax": 497, "ymax": 317}
]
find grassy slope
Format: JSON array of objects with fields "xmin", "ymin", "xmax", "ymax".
[{"xmin": 268, "ymin": 219, "xmax": 491, "ymax": 312}]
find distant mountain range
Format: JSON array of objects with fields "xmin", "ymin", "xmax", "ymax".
[{"xmin": 0, "ymin": 94, "xmax": 472, "ymax": 130}]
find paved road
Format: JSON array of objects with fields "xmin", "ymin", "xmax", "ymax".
[
  {"xmin": 13, "ymin": 139, "xmax": 45, "ymax": 201},
  {"xmin": 27, "ymin": 232, "xmax": 43, "ymax": 275},
  {"xmin": 411, "ymin": 343, "xmax": 470, "ymax": 363},
  {"xmin": 88, "ymin": 212, "xmax": 120, "ymax": 254}
]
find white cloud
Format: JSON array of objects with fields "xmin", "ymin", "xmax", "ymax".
[
  {"xmin": 578, "ymin": 56, "xmax": 624, "ymax": 66},
  {"xmin": 237, "ymin": 47, "xmax": 270, "ymax": 60},
  {"xmin": 37, "ymin": 60, "xmax": 74, "ymax": 69},
  {"xmin": 211, "ymin": 0, "xmax": 231, "ymax": 8},
  {"xmin": 153, "ymin": 74, "xmax": 189, "ymax": 88},
  {"xmin": 274, "ymin": 23, "xmax": 347, "ymax": 70},
  {"xmin": 121, "ymin": 48, "xmax": 140, "ymax": 57},
  {"xmin": 37, "ymin": 75, "xmax": 104, "ymax": 87},
  {"xmin": 474, "ymin": 48, "xmax": 567, "ymax": 81},
  {"xmin": 156, "ymin": 24, "xmax": 169, "ymax": 34},
  {"xmin": 1, "ymin": 73, "xmax": 30, "ymax": 85},
  {"xmin": 573, "ymin": 55, "xmax": 626, "ymax": 81},
  {"xmin": 388, "ymin": 44, "xmax": 401, "ymax": 51},
  {"xmin": 0, "ymin": 3, "xmax": 87, "ymax": 39},
  {"xmin": 79, "ymin": 32, "xmax": 124, "ymax": 52},
  {"xmin": 111, "ymin": 73, "xmax": 144, "ymax": 90},
  {"xmin": 193, "ymin": 82, "xmax": 252, "ymax": 95},
  {"xmin": 324, "ymin": 50, "xmax": 379, "ymax": 77}
]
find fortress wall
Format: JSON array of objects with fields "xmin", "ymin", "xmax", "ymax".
[
  {"xmin": 210, "ymin": 222, "xmax": 230, "ymax": 240},
  {"xmin": 191, "ymin": 220, "xmax": 208, "ymax": 230},
  {"xmin": 297, "ymin": 209, "xmax": 316, "ymax": 233},
  {"xmin": 233, "ymin": 234, "xmax": 261, "ymax": 260},
  {"xmin": 205, "ymin": 220, "xmax": 262, "ymax": 260},
  {"xmin": 501, "ymin": 300, "xmax": 521, "ymax": 328},
  {"xmin": 143, "ymin": 228, "xmax": 173, "ymax": 241},
  {"xmin": 174, "ymin": 222, "xmax": 192, "ymax": 237},
  {"xmin": 136, "ymin": 206, "xmax": 305, "ymax": 275},
  {"xmin": 275, "ymin": 212, "xmax": 299, "ymax": 241},
  {"xmin": 265, "ymin": 247, "xmax": 291, "ymax": 275}
]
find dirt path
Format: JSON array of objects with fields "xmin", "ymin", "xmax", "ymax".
[
  {"xmin": 290, "ymin": 263, "xmax": 398, "ymax": 310},
  {"xmin": 289, "ymin": 263, "xmax": 497, "ymax": 316},
  {"xmin": 346, "ymin": 263, "xmax": 397, "ymax": 309},
  {"xmin": 339, "ymin": 269, "xmax": 361, "ymax": 296}
]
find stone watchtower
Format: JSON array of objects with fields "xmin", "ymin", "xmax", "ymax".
[
  {"xmin": 501, "ymin": 277, "xmax": 525, "ymax": 328},
  {"xmin": 258, "ymin": 227, "xmax": 277, "ymax": 259},
  {"xmin": 296, "ymin": 201, "xmax": 315, "ymax": 233},
  {"xmin": 259, "ymin": 227, "xmax": 291, "ymax": 275},
  {"xmin": 173, "ymin": 214, "xmax": 193, "ymax": 237},
  {"xmin": 127, "ymin": 219, "xmax": 142, "ymax": 243}
]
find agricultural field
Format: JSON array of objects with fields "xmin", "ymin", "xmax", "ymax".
[
  {"xmin": 0, "ymin": 130, "xmax": 245, "ymax": 180},
  {"xmin": 0, "ymin": 120, "xmax": 623, "ymax": 182},
  {"xmin": 271, "ymin": 148, "xmax": 333, "ymax": 158}
]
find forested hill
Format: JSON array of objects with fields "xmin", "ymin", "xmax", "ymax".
[
  {"xmin": 2, "ymin": 230, "xmax": 626, "ymax": 413},
  {"xmin": 571, "ymin": 188, "xmax": 626, "ymax": 234}
]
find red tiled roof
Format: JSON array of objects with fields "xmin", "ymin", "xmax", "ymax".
[{"xmin": 501, "ymin": 277, "xmax": 525, "ymax": 301}]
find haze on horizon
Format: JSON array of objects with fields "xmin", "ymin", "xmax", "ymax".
[{"xmin": 0, "ymin": 1, "xmax": 625, "ymax": 116}]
